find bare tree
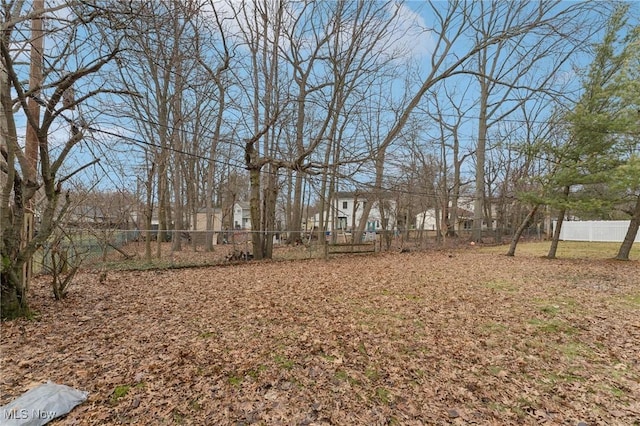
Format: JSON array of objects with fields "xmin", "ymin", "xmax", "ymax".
[
  {"xmin": 353, "ymin": 1, "xmax": 558, "ymax": 243},
  {"xmin": 1, "ymin": 1, "xmax": 128, "ymax": 318},
  {"xmin": 231, "ymin": 0, "xmax": 288, "ymax": 260},
  {"xmin": 279, "ymin": 1, "xmax": 334, "ymax": 244},
  {"xmin": 194, "ymin": 2, "xmax": 233, "ymax": 251},
  {"xmin": 110, "ymin": 0, "xmax": 209, "ymax": 257},
  {"xmin": 425, "ymin": 81, "xmax": 475, "ymax": 239},
  {"xmin": 467, "ymin": 1, "xmax": 610, "ymax": 242},
  {"xmin": 504, "ymin": 100, "xmax": 568, "ymax": 256},
  {"xmin": 230, "ymin": 0, "xmax": 409, "ymax": 258}
]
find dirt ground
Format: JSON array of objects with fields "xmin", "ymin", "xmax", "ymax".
[{"xmin": 1, "ymin": 247, "xmax": 639, "ymax": 425}]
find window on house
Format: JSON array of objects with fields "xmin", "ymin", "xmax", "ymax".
[
  {"xmin": 342, "ymin": 201, "xmax": 348, "ymax": 209},
  {"xmin": 337, "ymin": 217, "xmax": 347, "ymax": 230}
]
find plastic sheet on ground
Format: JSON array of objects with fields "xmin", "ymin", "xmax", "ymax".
[{"xmin": 0, "ymin": 382, "xmax": 88, "ymax": 426}]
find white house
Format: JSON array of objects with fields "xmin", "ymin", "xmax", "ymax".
[
  {"xmin": 416, "ymin": 206, "xmax": 474, "ymax": 232},
  {"xmin": 233, "ymin": 201, "xmax": 251, "ymax": 230},
  {"xmin": 416, "ymin": 202, "xmax": 500, "ymax": 232},
  {"xmin": 415, "ymin": 209, "xmax": 440, "ymax": 231},
  {"xmin": 314, "ymin": 191, "xmax": 397, "ymax": 232}
]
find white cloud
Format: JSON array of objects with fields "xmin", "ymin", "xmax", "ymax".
[
  {"xmin": 203, "ymin": 0, "xmax": 432, "ymax": 63},
  {"xmin": 384, "ymin": 2, "xmax": 433, "ymax": 60}
]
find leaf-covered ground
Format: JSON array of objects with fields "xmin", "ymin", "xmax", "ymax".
[{"xmin": 1, "ymin": 248, "xmax": 639, "ymax": 425}]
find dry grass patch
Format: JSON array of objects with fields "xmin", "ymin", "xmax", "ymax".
[{"xmin": 479, "ymin": 240, "xmax": 640, "ymax": 259}]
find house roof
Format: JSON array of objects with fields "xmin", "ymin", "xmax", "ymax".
[
  {"xmin": 196, "ymin": 207, "xmax": 223, "ymax": 214},
  {"xmin": 235, "ymin": 201, "xmax": 250, "ymax": 210},
  {"xmin": 456, "ymin": 208, "xmax": 474, "ymax": 218},
  {"xmin": 417, "ymin": 207, "xmax": 474, "ymax": 219},
  {"xmin": 334, "ymin": 191, "xmax": 395, "ymax": 201}
]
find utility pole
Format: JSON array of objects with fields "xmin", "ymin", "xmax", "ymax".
[{"xmin": 23, "ymin": 0, "xmax": 44, "ymax": 289}]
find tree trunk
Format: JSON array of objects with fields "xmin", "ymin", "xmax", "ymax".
[
  {"xmin": 615, "ymin": 194, "xmax": 640, "ymax": 260},
  {"xmin": 434, "ymin": 198, "xmax": 442, "ymax": 244},
  {"xmin": 1, "ymin": 58, "xmax": 29, "ymax": 319},
  {"xmin": 143, "ymin": 162, "xmax": 155, "ymax": 263},
  {"xmin": 351, "ymin": 195, "xmax": 359, "ymax": 243},
  {"xmin": 317, "ymin": 166, "xmax": 330, "ymax": 259},
  {"xmin": 156, "ymin": 157, "xmax": 168, "ymax": 256},
  {"xmin": 355, "ymin": 153, "xmax": 385, "ymax": 243},
  {"xmin": 317, "ymin": 189, "xmax": 328, "ymax": 258},
  {"xmin": 1, "ymin": 4, "xmax": 42, "ymax": 319},
  {"xmin": 442, "ymin": 202, "xmax": 451, "ymax": 238},
  {"xmin": 171, "ymin": 161, "xmax": 183, "ymax": 252},
  {"xmin": 261, "ymin": 165, "xmax": 279, "ymax": 259},
  {"xmin": 506, "ymin": 204, "xmax": 539, "ymax": 256},
  {"xmin": 205, "ymin": 165, "xmax": 215, "ymax": 251},
  {"xmin": 354, "ymin": 196, "xmax": 373, "ymax": 244},
  {"xmin": 289, "ymin": 76, "xmax": 307, "ymax": 245},
  {"xmin": 379, "ymin": 200, "xmax": 391, "ymax": 250},
  {"xmin": 449, "ymin": 137, "xmax": 463, "ymax": 238},
  {"xmin": 495, "ymin": 204, "xmax": 504, "ymax": 244},
  {"xmin": 472, "ymin": 72, "xmax": 489, "ymax": 242},
  {"xmin": 547, "ymin": 210, "xmax": 565, "ymax": 259},
  {"xmin": 548, "ymin": 186, "xmax": 570, "ymax": 259},
  {"xmin": 2, "ymin": 213, "xmax": 37, "ymax": 314},
  {"xmin": 249, "ymin": 166, "xmax": 264, "ymax": 260},
  {"xmin": 1, "ymin": 262, "xmax": 29, "ymax": 319},
  {"xmin": 289, "ymin": 171, "xmax": 303, "ymax": 244},
  {"xmin": 205, "ymin": 86, "xmax": 224, "ymax": 252}
]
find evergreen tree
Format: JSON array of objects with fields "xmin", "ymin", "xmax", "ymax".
[{"xmin": 546, "ymin": 5, "xmax": 639, "ymax": 258}]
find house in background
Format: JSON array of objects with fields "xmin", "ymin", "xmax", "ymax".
[
  {"xmin": 416, "ymin": 201, "xmax": 500, "ymax": 233},
  {"xmin": 65, "ymin": 191, "xmax": 139, "ymax": 229},
  {"xmin": 188, "ymin": 207, "xmax": 223, "ymax": 245},
  {"xmin": 233, "ymin": 201, "xmax": 252, "ymax": 230},
  {"xmin": 192, "ymin": 207, "xmax": 223, "ymax": 233},
  {"xmin": 313, "ymin": 191, "xmax": 397, "ymax": 232},
  {"xmin": 415, "ymin": 206, "xmax": 474, "ymax": 232},
  {"xmin": 415, "ymin": 209, "xmax": 440, "ymax": 231}
]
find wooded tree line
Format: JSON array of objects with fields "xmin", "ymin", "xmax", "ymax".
[{"xmin": 1, "ymin": 0, "xmax": 638, "ymax": 318}]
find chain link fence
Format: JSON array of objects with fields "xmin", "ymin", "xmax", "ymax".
[{"xmin": 33, "ymin": 226, "xmax": 541, "ymax": 273}]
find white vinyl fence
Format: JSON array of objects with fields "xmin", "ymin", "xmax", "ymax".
[{"xmin": 557, "ymin": 220, "xmax": 639, "ymax": 243}]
